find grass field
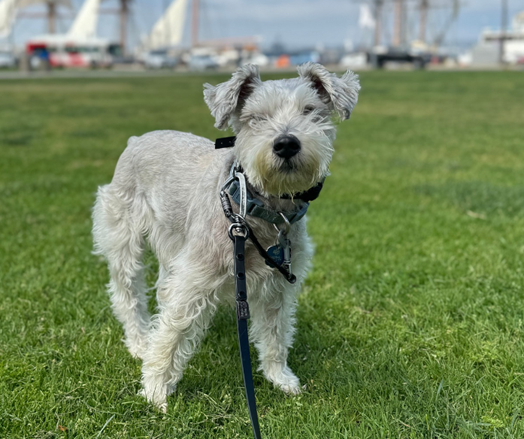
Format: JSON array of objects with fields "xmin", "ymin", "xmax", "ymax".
[{"xmin": 1, "ymin": 70, "xmax": 524, "ymax": 438}]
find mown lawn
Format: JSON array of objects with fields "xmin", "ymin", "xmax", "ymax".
[{"xmin": 1, "ymin": 70, "xmax": 523, "ymax": 438}]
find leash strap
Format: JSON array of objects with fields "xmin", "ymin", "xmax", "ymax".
[
  {"xmin": 233, "ymin": 233, "xmax": 262, "ymax": 439},
  {"xmin": 245, "ymin": 225, "xmax": 297, "ymax": 284}
]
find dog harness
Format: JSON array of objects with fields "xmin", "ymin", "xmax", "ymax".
[
  {"xmin": 216, "ymin": 136, "xmax": 324, "ymax": 439},
  {"xmin": 227, "ymin": 166, "xmax": 311, "ymax": 226}
]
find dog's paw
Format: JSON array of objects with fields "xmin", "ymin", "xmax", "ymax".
[
  {"xmin": 263, "ymin": 363, "xmax": 301, "ymax": 395},
  {"xmin": 140, "ymin": 375, "xmax": 170, "ymax": 412},
  {"xmin": 138, "ymin": 388, "xmax": 169, "ymax": 413},
  {"xmin": 277, "ymin": 380, "xmax": 302, "ymax": 396}
]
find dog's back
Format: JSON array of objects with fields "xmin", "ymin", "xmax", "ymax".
[{"xmin": 112, "ymin": 130, "xmax": 229, "ymax": 200}]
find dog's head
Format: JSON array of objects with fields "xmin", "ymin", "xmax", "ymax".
[{"xmin": 204, "ymin": 63, "xmax": 360, "ymax": 197}]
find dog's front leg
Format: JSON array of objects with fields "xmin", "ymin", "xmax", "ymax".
[
  {"xmin": 250, "ymin": 284, "xmax": 302, "ymax": 395},
  {"xmin": 140, "ymin": 285, "xmax": 218, "ymax": 412}
]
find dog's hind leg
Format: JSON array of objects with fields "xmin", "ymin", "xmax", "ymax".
[{"xmin": 93, "ymin": 185, "xmax": 151, "ymax": 359}]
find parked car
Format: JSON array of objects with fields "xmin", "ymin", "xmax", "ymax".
[
  {"xmin": 188, "ymin": 55, "xmax": 218, "ymax": 71},
  {"xmin": 0, "ymin": 51, "xmax": 17, "ymax": 68},
  {"xmin": 143, "ymin": 50, "xmax": 177, "ymax": 69},
  {"xmin": 368, "ymin": 46, "xmax": 432, "ymax": 69}
]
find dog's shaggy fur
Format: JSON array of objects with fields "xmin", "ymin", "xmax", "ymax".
[{"xmin": 92, "ymin": 63, "xmax": 360, "ymax": 411}]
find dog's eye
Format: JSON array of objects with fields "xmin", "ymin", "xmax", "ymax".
[
  {"xmin": 250, "ymin": 114, "xmax": 266, "ymax": 123},
  {"xmin": 303, "ymin": 106, "xmax": 315, "ymax": 115}
]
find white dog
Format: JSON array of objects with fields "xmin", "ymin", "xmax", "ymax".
[{"xmin": 92, "ymin": 63, "xmax": 360, "ymax": 412}]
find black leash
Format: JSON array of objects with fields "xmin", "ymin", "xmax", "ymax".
[{"xmin": 231, "ymin": 230, "xmax": 262, "ymax": 439}]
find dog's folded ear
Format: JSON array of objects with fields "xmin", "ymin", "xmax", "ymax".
[
  {"xmin": 204, "ymin": 64, "xmax": 262, "ymax": 130},
  {"xmin": 297, "ymin": 62, "xmax": 360, "ymax": 120}
]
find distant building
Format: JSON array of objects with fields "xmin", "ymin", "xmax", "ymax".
[{"xmin": 471, "ymin": 11, "xmax": 524, "ymax": 66}]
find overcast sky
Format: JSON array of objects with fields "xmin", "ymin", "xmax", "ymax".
[{"xmin": 7, "ymin": 0, "xmax": 524, "ymax": 50}]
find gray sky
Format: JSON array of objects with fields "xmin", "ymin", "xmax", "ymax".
[{"xmin": 8, "ymin": 0, "xmax": 524, "ymax": 50}]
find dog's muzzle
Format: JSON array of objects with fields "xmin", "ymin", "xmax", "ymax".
[{"xmin": 273, "ymin": 135, "xmax": 301, "ymax": 159}]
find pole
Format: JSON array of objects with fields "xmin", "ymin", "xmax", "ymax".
[
  {"xmin": 500, "ymin": 0, "xmax": 508, "ymax": 65},
  {"xmin": 374, "ymin": 0, "xmax": 384, "ymax": 46},
  {"xmin": 47, "ymin": 1, "xmax": 56, "ymax": 34},
  {"xmin": 192, "ymin": 0, "xmax": 199, "ymax": 47},
  {"xmin": 393, "ymin": 0, "xmax": 403, "ymax": 47},
  {"xmin": 120, "ymin": 0, "xmax": 129, "ymax": 56},
  {"xmin": 401, "ymin": 0, "xmax": 407, "ymax": 46},
  {"xmin": 164, "ymin": 0, "xmax": 170, "ymax": 48},
  {"xmin": 419, "ymin": 0, "xmax": 428, "ymax": 43}
]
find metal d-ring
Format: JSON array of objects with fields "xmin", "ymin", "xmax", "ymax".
[
  {"xmin": 228, "ymin": 222, "xmax": 249, "ymax": 241},
  {"xmin": 273, "ymin": 212, "xmax": 291, "ymax": 235}
]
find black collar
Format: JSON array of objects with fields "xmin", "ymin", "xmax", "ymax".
[{"xmin": 215, "ymin": 136, "xmax": 237, "ymax": 149}]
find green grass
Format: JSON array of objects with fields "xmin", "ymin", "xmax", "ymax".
[{"xmin": 1, "ymin": 70, "xmax": 524, "ymax": 438}]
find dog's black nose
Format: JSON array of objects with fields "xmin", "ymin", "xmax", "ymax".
[{"xmin": 273, "ymin": 135, "xmax": 301, "ymax": 159}]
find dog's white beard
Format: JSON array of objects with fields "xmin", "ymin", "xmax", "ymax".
[{"xmin": 236, "ymin": 126, "xmax": 334, "ymax": 197}]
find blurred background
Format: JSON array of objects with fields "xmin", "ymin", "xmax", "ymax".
[{"xmin": 0, "ymin": 0, "xmax": 523, "ymax": 73}]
